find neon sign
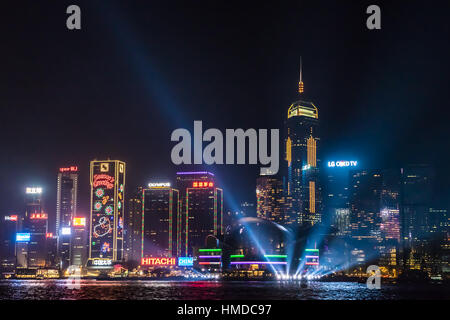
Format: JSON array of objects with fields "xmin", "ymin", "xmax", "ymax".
[
  {"xmin": 105, "ymin": 205, "xmax": 113, "ymax": 215},
  {"xmin": 93, "ymin": 216, "xmax": 112, "ymax": 237},
  {"xmin": 95, "ymin": 188, "xmax": 105, "ymax": 198},
  {"xmin": 302, "ymin": 164, "xmax": 311, "ymax": 171},
  {"xmin": 93, "ymin": 174, "xmax": 115, "ymax": 189},
  {"xmin": 26, "ymin": 187, "xmax": 42, "ymax": 194},
  {"xmin": 30, "ymin": 213, "xmax": 47, "ymax": 220},
  {"xmin": 94, "ymin": 201, "xmax": 102, "ymax": 211},
  {"xmin": 141, "ymin": 257, "xmax": 176, "ymax": 266},
  {"xmin": 192, "ymin": 181, "xmax": 214, "ymax": 188},
  {"xmin": 16, "ymin": 233, "xmax": 31, "ymax": 242},
  {"xmin": 5, "ymin": 215, "xmax": 18, "ymax": 221},
  {"xmin": 73, "ymin": 217, "xmax": 86, "ymax": 227},
  {"xmin": 61, "ymin": 227, "xmax": 71, "ymax": 235},
  {"xmin": 230, "ymin": 261, "xmax": 287, "ymax": 265},
  {"xmin": 305, "ymin": 249, "xmax": 319, "ymax": 266},
  {"xmin": 46, "ymin": 233, "xmax": 53, "ymax": 238},
  {"xmin": 59, "ymin": 166, "xmax": 78, "ymax": 172},
  {"xmin": 327, "ymin": 161, "xmax": 358, "ymax": 168},
  {"xmin": 148, "ymin": 182, "xmax": 171, "ymax": 188},
  {"xmin": 101, "ymin": 242, "xmax": 111, "ymax": 253},
  {"xmin": 178, "ymin": 257, "xmax": 194, "ymax": 267},
  {"xmin": 93, "ymin": 259, "xmax": 112, "ymax": 266}
]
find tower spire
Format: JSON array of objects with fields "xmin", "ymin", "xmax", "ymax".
[{"xmin": 298, "ymin": 56, "xmax": 304, "ymax": 94}]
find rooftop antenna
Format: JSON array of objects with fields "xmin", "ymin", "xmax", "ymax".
[{"xmin": 298, "ymin": 56, "xmax": 304, "ymax": 94}]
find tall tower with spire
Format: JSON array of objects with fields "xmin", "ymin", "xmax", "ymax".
[
  {"xmin": 284, "ymin": 58, "xmax": 321, "ymax": 226},
  {"xmin": 298, "ymin": 57, "xmax": 304, "ymax": 94}
]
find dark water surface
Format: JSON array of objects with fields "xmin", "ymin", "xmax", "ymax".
[{"xmin": 0, "ymin": 280, "xmax": 448, "ymax": 300}]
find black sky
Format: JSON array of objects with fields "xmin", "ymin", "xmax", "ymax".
[{"xmin": 1, "ymin": 1, "xmax": 449, "ymax": 231}]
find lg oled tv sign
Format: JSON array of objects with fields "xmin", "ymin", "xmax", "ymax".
[{"xmin": 327, "ymin": 160, "xmax": 358, "ymax": 168}]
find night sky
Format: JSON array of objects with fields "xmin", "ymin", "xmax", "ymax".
[{"xmin": 1, "ymin": 1, "xmax": 449, "ymax": 232}]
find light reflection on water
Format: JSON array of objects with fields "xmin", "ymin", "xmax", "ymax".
[{"xmin": 0, "ymin": 280, "xmax": 447, "ymax": 300}]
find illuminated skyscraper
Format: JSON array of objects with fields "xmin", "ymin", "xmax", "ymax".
[
  {"xmin": 71, "ymin": 216, "xmax": 87, "ymax": 266},
  {"xmin": 285, "ymin": 59, "xmax": 321, "ymax": 226},
  {"xmin": 349, "ymin": 170, "xmax": 383, "ymax": 242},
  {"xmin": 88, "ymin": 160, "xmax": 126, "ymax": 264},
  {"xmin": 400, "ymin": 165, "xmax": 434, "ymax": 244},
  {"xmin": 176, "ymin": 172, "xmax": 223, "ymax": 256},
  {"xmin": 125, "ymin": 188, "xmax": 142, "ymax": 263},
  {"xmin": 24, "ymin": 187, "xmax": 48, "ymax": 268},
  {"xmin": 322, "ymin": 160, "xmax": 357, "ymax": 232},
  {"xmin": 56, "ymin": 166, "xmax": 79, "ymax": 270},
  {"xmin": 25, "ymin": 187, "xmax": 43, "ymax": 216},
  {"xmin": 400, "ymin": 165, "xmax": 435, "ymax": 271},
  {"xmin": 348, "ymin": 169, "xmax": 401, "ymax": 274},
  {"xmin": 0, "ymin": 215, "xmax": 20, "ymax": 273},
  {"xmin": 256, "ymin": 175, "xmax": 285, "ymax": 224},
  {"xmin": 141, "ymin": 183, "xmax": 179, "ymax": 259}
]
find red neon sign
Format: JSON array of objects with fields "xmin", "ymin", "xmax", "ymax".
[
  {"xmin": 30, "ymin": 213, "xmax": 48, "ymax": 220},
  {"xmin": 93, "ymin": 174, "xmax": 115, "ymax": 189},
  {"xmin": 73, "ymin": 217, "xmax": 86, "ymax": 227},
  {"xmin": 192, "ymin": 181, "xmax": 214, "ymax": 188},
  {"xmin": 46, "ymin": 233, "xmax": 53, "ymax": 238},
  {"xmin": 5, "ymin": 215, "xmax": 18, "ymax": 221},
  {"xmin": 141, "ymin": 257, "xmax": 176, "ymax": 266},
  {"xmin": 59, "ymin": 166, "xmax": 78, "ymax": 173}
]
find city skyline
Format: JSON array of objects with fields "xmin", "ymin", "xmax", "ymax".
[
  {"xmin": 2, "ymin": 70, "xmax": 447, "ymax": 278},
  {"xmin": 1, "ymin": 2, "xmax": 449, "ymax": 227},
  {"xmin": 0, "ymin": 1, "xmax": 449, "ymax": 303}
]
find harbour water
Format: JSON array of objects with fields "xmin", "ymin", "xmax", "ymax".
[{"xmin": 0, "ymin": 280, "xmax": 448, "ymax": 300}]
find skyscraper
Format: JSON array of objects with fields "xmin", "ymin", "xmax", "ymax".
[
  {"xmin": 56, "ymin": 166, "xmax": 79, "ymax": 270},
  {"xmin": 141, "ymin": 183, "xmax": 179, "ymax": 259},
  {"xmin": 71, "ymin": 216, "xmax": 87, "ymax": 267},
  {"xmin": 24, "ymin": 187, "xmax": 48, "ymax": 268},
  {"xmin": 0, "ymin": 215, "xmax": 19, "ymax": 273},
  {"xmin": 400, "ymin": 165, "xmax": 434, "ymax": 244},
  {"xmin": 285, "ymin": 59, "xmax": 321, "ymax": 226},
  {"xmin": 88, "ymin": 160, "xmax": 126, "ymax": 264},
  {"xmin": 176, "ymin": 172, "xmax": 223, "ymax": 256},
  {"xmin": 349, "ymin": 170, "xmax": 383, "ymax": 242},
  {"xmin": 400, "ymin": 165, "xmax": 435, "ymax": 271},
  {"xmin": 125, "ymin": 188, "xmax": 142, "ymax": 263},
  {"xmin": 256, "ymin": 175, "xmax": 285, "ymax": 224},
  {"xmin": 322, "ymin": 160, "xmax": 357, "ymax": 232}
]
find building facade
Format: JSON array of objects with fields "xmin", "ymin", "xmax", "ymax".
[
  {"xmin": 176, "ymin": 172, "xmax": 223, "ymax": 256},
  {"xmin": 0, "ymin": 215, "xmax": 19, "ymax": 273},
  {"xmin": 256, "ymin": 175, "xmax": 285, "ymax": 224},
  {"xmin": 141, "ymin": 183, "xmax": 179, "ymax": 259},
  {"xmin": 71, "ymin": 216, "xmax": 87, "ymax": 266},
  {"xmin": 24, "ymin": 187, "xmax": 48, "ymax": 268},
  {"xmin": 284, "ymin": 63, "xmax": 321, "ymax": 226},
  {"xmin": 88, "ymin": 160, "xmax": 126, "ymax": 264},
  {"xmin": 56, "ymin": 166, "xmax": 79, "ymax": 270},
  {"xmin": 125, "ymin": 188, "xmax": 142, "ymax": 263}
]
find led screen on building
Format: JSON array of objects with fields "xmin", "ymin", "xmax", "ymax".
[
  {"xmin": 178, "ymin": 256, "xmax": 194, "ymax": 267},
  {"xmin": 16, "ymin": 233, "xmax": 31, "ymax": 242},
  {"xmin": 89, "ymin": 160, "xmax": 125, "ymax": 262}
]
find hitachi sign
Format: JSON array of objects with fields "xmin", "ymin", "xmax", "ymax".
[
  {"xmin": 141, "ymin": 257, "xmax": 176, "ymax": 266},
  {"xmin": 327, "ymin": 161, "xmax": 358, "ymax": 168}
]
